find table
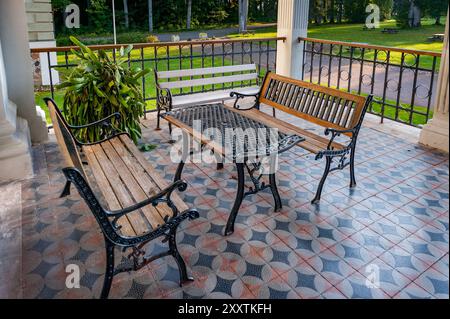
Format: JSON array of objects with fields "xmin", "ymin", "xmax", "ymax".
[
  {"xmin": 430, "ymin": 33, "xmax": 445, "ymax": 42},
  {"xmin": 161, "ymin": 103, "xmax": 304, "ymax": 235}
]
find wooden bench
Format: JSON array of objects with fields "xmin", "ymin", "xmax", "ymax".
[
  {"xmin": 230, "ymin": 72, "xmax": 373, "ymax": 203},
  {"xmin": 155, "ymin": 64, "xmax": 260, "ymax": 130},
  {"xmin": 45, "ymin": 98, "xmax": 199, "ymax": 299}
]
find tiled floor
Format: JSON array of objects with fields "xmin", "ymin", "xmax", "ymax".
[{"xmin": 1, "ymin": 108, "xmax": 448, "ymax": 299}]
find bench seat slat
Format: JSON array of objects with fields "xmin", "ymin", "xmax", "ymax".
[
  {"xmin": 159, "ymin": 73, "xmax": 258, "ymax": 90},
  {"xmin": 109, "ymin": 138, "xmax": 175, "ymax": 221},
  {"xmin": 222, "ymin": 103, "xmax": 344, "ymax": 154},
  {"xmin": 83, "ymin": 146, "xmax": 136, "ymax": 236},
  {"xmin": 119, "ymin": 135, "xmax": 190, "ymax": 213},
  {"xmin": 100, "ymin": 140, "xmax": 166, "ymax": 230},
  {"xmin": 157, "ymin": 64, "xmax": 257, "ymax": 79},
  {"xmin": 170, "ymin": 86, "xmax": 260, "ymax": 108},
  {"xmin": 86, "ymin": 144, "xmax": 152, "ymax": 235},
  {"xmin": 83, "ymin": 145, "xmax": 149, "ymax": 235}
]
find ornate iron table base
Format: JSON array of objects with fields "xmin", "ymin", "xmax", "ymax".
[
  {"xmin": 165, "ymin": 103, "xmax": 304, "ymax": 236},
  {"xmin": 174, "ymin": 159, "xmax": 282, "ymax": 236}
]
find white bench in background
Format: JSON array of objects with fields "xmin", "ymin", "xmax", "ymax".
[{"xmin": 154, "ymin": 64, "xmax": 261, "ymax": 130}]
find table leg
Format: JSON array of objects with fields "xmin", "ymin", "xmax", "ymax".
[
  {"xmin": 174, "ymin": 160, "xmax": 185, "ymax": 182},
  {"xmin": 269, "ymin": 173, "xmax": 282, "ymax": 212},
  {"xmin": 224, "ymin": 163, "xmax": 245, "ymax": 236}
]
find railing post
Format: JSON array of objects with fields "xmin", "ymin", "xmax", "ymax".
[{"xmin": 276, "ymin": 0, "xmax": 309, "ymax": 79}]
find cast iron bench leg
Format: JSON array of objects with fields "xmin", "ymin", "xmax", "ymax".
[
  {"xmin": 60, "ymin": 180, "xmax": 71, "ymax": 198},
  {"xmin": 156, "ymin": 109, "xmax": 161, "ymax": 130},
  {"xmin": 312, "ymin": 156, "xmax": 332, "ymax": 204},
  {"xmin": 349, "ymin": 147, "xmax": 357, "ymax": 188},
  {"xmin": 169, "ymin": 226, "xmax": 194, "ymax": 285},
  {"xmin": 100, "ymin": 240, "xmax": 115, "ymax": 299},
  {"xmin": 224, "ymin": 163, "xmax": 245, "ymax": 236}
]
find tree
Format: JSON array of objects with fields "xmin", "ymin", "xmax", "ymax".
[
  {"xmin": 329, "ymin": 0, "xmax": 336, "ymax": 23},
  {"xmin": 416, "ymin": 0, "xmax": 448, "ymax": 25},
  {"xmin": 239, "ymin": 0, "xmax": 249, "ymax": 33},
  {"xmin": 343, "ymin": 0, "xmax": 370, "ymax": 23},
  {"xmin": 374, "ymin": 0, "xmax": 394, "ymax": 20},
  {"xmin": 86, "ymin": 0, "xmax": 111, "ymax": 31},
  {"xmin": 123, "ymin": 0, "xmax": 129, "ymax": 29},
  {"xmin": 187, "ymin": 0, "xmax": 192, "ymax": 29},
  {"xmin": 148, "ymin": 0, "xmax": 153, "ymax": 32},
  {"xmin": 395, "ymin": 0, "xmax": 421, "ymax": 28}
]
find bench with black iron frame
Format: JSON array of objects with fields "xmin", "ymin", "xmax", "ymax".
[
  {"xmin": 45, "ymin": 98, "xmax": 199, "ymax": 299},
  {"xmin": 230, "ymin": 72, "xmax": 373, "ymax": 204}
]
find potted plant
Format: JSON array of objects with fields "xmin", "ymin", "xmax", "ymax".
[{"xmin": 58, "ymin": 36, "xmax": 150, "ymax": 144}]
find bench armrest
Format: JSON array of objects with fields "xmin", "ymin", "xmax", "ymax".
[
  {"xmin": 230, "ymin": 91, "xmax": 260, "ymax": 110},
  {"xmin": 67, "ymin": 112, "xmax": 122, "ymax": 130},
  {"xmin": 67, "ymin": 113, "xmax": 127, "ymax": 146},
  {"xmin": 124, "ymin": 208, "xmax": 199, "ymax": 246},
  {"xmin": 155, "ymin": 83, "xmax": 173, "ymax": 111},
  {"xmin": 324, "ymin": 127, "xmax": 356, "ymax": 136},
  {"xmin": 109, "ymin": 180, "xmax": 189, "ymax": 218},
  {"xmin": 230, "ymin": 91, "xmax": 259, "ymax": 98},
  {"xmin": 315, "ymin": 127, "xmax": 357, "ymax": 160}
]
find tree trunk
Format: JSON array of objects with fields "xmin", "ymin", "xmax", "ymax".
[
  {"xmin": 338, "ymin": 0, "xmax": 343, "ymax": 23},
  {"xmin": 330, "ymin": 0, "xmax": 335, "ymax": 23},
  {"xmin": 239, "ymin": 0, "xmax": 248, "ymax": 33},
  {"xmin": 148, "ymin": 0, "xmax": 153, "ymax": 32},
  {"xmin": 408, "ymin": 1, "xmax": 421, "ymax": 28},
  {"xmin": 435, "ymin": 15, "xmax": 441, "ymax": 25},
  {"xmin": 123, "ymin": 0, "xmax": 129, "ymax": 29},
  {"xmin": 187, "ymin": 0, "xmax": 192, "ymax": 29}
]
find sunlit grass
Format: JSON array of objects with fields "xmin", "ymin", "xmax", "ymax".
[{"xmin": 37, "ymin": 18, "xmax": 443, "ymax": 126}]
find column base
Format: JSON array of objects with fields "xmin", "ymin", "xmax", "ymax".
[
  {"xmin": 0, "ymin": 100, "xmax": 33, "ymax": 181},
  {"xmin": 419, "ymin": 116, "xmax": 449, "ymax": 153}
]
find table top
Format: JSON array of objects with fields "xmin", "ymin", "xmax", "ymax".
[{"xmin": 161, "ymin": 103, "xmax": 304, "ymax": 162}]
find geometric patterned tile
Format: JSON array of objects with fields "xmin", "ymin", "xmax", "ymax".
[
  {"xmin": 393, "ymin": 282, "xmax": 434, "ymax": 299},
  {"xmin": 6, "ymin": 115, "xmax": 449, "ymax": 299},
  {"xmin": 334, "ymin": 271, "xmax": 390, "ymax": 299},
  {"xmin": 356, "ymin": 258, "xmax": 412, "ymax": 297},
  {"xmin": 414, "ymin": 269, "xmax": 449, "ymax": 299}
]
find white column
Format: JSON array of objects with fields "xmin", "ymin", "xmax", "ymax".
[
  {"xmin": 276, "ymin": 0, "xmax": 309, "ymax": 79},
  {"xmin": 419, "ymin": 11, "xmax": 449, "ymax": 153},
  {"xmin": 0, "ymin": 0, "xmax": 48, "ymax": 143},
  {"xmin": 0, "ymin": 40, "xmax": 33, "ymax": 181}
]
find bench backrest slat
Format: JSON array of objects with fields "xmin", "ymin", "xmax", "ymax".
[
  {"xmin": 45, "ymin": 98, "xmax": 86, "ymax": 176},
  {"xmin": 259, "ymin": 73, "xmax": 367, "ymax": 136},
  {"xmin": 159, "ymin": 72, "xmax": 258, "ymax": 90},
  {"xmin": 156, "ymin": 64, "xmax": 257, "ymax": 79}
]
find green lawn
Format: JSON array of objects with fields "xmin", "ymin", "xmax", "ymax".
[
  {"xmin": 228, "ymin": 18, "xmax": 444, "ymax": 69},
  {"xmin": 37, "ymin": 19, "xmax": 444, "ymax": 127},
  {"xmin": 36, "ymin": 47, "xmax": 264, "ymax": 123},
  {"xmin": 229, "ymin": 18, "xmax": 444, "ymax": 52}
]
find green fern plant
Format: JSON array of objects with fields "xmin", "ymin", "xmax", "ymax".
[{"xmin": 58, "ymin": 36, "xmax": 150, "ymax": 144}]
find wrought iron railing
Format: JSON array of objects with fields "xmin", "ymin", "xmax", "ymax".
[
  {"xmin": 298, "ymin": 37, "xmax": 442, "ymax": 127},
  {"xmin": 31, "ymin": 37, "xmax": 284, "ymax": 119}
]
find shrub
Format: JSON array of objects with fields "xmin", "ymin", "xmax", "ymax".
[
  {"xmin": 58, "ymin": 37, "xmax": 150, "ymax": 144},
  {"xmin": 146, "ymin": 35, "xmax": 160, "ymax": 43}
]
